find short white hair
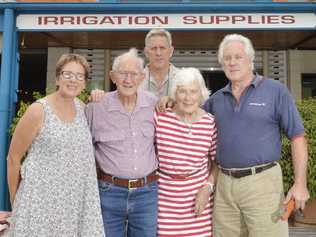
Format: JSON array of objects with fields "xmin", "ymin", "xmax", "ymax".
[
  {"xmin": 145, "ymin": 28, "xmax": 172, "ymax": 48},
  {"xmin": 218, "ymin": 34, "xmax": 255, "ymax": 71},
  {"xmin": 112, "ymin": 48, "xmax": 144, "ymax": 71},
  {"xmin": 170, "ymin": 67, "xmax": 210, "ymax": 104}
]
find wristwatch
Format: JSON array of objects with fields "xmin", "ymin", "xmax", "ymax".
[{"xmin": 204, "ymin": 182, "xmax": 215, "ymax": 193}]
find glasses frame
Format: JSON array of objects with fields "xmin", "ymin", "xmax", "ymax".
[
  {"xmin": 114, "ymin": 70, "xmax": 141, "ymax": 81},
  {"xmin": 60, "ymin": 71, "xmax": 86, "ymax": 81}
]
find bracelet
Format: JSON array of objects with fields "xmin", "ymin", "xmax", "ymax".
[{"xmin": 204, "ymin": 182, "xmax": 215, "ymax": 193}]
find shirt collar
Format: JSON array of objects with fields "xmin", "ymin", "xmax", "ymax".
[
  {"xmin": 252, "ymin": 73, "xmax": 264, "ymax": 87},
  {"xmin": 145, "ymin": 63, "xmax": 177, "ymax": 86},
  {"xmin": 222, "ymin": 73, "xmax": 263, "ymax": 94},
  {"xmin": 107, "ymin": 90, "xmax": 152, "ymax": 112}
]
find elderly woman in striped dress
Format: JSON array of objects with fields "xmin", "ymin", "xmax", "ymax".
[{"xmin": 154, "ymin": 67, "xmax": 217, "ymax": 237}]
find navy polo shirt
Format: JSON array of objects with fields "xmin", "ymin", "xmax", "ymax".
[{"xmin": 203, "ymin": 74, "xmax": 305, "ymax": 168}]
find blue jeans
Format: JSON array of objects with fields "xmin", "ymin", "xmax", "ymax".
[{"xmin": 98, "ymin": 180, "xmax": 158, "ymax": 237}]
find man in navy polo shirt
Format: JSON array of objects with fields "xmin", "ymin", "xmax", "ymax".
[{"xmin": 203, "ymin": 34, "xmax": 310, "ymax": 237}]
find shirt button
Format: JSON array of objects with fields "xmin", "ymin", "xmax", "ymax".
[
  {"xmin": 134, "ymin": 167, "xmax": 137, "ymax": 170},
  {"xmin": 134, "ymin": 149, "xmax": 137, "ymax": 153}
]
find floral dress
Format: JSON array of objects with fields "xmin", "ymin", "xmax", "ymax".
[{"xmin": 7, "ymin": 98, "xmax": 105, "ymax": 237}]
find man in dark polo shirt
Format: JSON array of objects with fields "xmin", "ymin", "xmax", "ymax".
[{"xmin": 203, "ymin": 34, "xmax": 310, "ymax": 237}]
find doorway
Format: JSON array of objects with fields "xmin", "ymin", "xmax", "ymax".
[
  {"xmin": 201, "ymin": 70, "xmax": 228, "ymax": 95},
  {"xmin": 301, "ymin": 73, "xmax": 316, "ymax": 99},
  {"xmin": 18, "ymin": 49, "xmax": 47, "ymax": 103}
]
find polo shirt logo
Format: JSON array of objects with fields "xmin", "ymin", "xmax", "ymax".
[{"xmin": 249, "ymin": 102, "xmax": 266, "ymax": 106}]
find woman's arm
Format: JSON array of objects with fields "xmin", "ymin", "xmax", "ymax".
[
  {"xmin": 195, "ymin": 160, "xmax": 218, "ymax": 215},
  {"xmin": 7, "ymin": 103, "xmax": 44, "ymax": 205}
]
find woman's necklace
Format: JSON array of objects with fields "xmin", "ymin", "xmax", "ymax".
[
  {"xmin": 182, "ymin": 109, "xmax": 205, "ymax": 136},
  {"xmin": 187, "ymin": 123, "xmax": 193, "ymax": 136},
  {"xmin": 182, "ymin": 115, "xmax": 197, "ymax": 136},
  {"xmin": 175, "ymin": 108, "xmax": 202, "ymax": 137}
]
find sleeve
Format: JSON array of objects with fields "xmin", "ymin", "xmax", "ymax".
[
  {"xmin": 277, "ymin": 86, "xmax": 305, "ymax": 139},
  {"xmin": 209, "ymin": 118, "xmax": 217, "ymax": 161},
  {"xmin": 84, "ymin": 103, "xmax": 96, "ymax": 143},
  {"xmin": 202, "ymin": 96, "xmax": 214, "ymax": 114}
]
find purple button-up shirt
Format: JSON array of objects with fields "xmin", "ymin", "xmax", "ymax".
[{"xmin": 85, "ymin": 90, "xmax": 158, "ymax": 179}]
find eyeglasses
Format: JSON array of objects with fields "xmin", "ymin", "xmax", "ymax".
[
  {"xmin": 61, "ymin": 71, "xmax": 86, "ymax": 81},
  {"xmin": 115, "ymin": 71, "xmax": 140, "ymax": 80}
]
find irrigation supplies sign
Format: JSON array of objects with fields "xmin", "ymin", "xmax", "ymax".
[{"xmin": 17, "ymin": 13, "xmax": 316, "ymax": 30}]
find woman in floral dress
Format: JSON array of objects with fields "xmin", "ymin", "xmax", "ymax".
[{"xmin": 6, "ymin": 54, "xmax": 105, "ymax": 237}]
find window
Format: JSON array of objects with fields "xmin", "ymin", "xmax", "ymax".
[{"xmin": 302, "ymin": 74, "xmax": 316, "ymax": 99}]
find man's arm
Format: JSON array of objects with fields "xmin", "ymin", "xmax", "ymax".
[
  {"xmin": 284, "ymin": 135, "xmax": 310, "ymax": 210},
  {"xmin": 156, "ymin": 96, "xmax": 174, "ymax": 112},
  {"xmin": 194, "ymin": 161, "xmax": 218, "ymax": 215}
]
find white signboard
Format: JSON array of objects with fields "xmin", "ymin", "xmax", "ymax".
[{"xmin": 17, "ymin": 13, "xmax": 316, "ymax": 30}]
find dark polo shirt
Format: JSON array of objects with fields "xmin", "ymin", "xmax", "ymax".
[{"xmin": 203, "ymin": 74, "xmax": 305, "ymax": 168}]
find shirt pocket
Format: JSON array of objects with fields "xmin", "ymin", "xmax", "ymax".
[
  {"xmin": 95, "ymin": 131, "xmax": 125, "ymax": 145},
  {"xmin": 246, "ymin": 100, "xmax": 273, "ymax": 122},
  {"xmin": 140, "ymin": 126, "xmax": 155, "ymax": 139}
]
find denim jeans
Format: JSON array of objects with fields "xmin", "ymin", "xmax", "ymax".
[{"xmin": 98, "ymin": 180, "xmax": 158, "ymax": 237}]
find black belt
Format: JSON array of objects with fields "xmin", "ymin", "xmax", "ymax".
[{"xmin": 220, "ymin": 162, "xmax": 277, "ymax": 179}]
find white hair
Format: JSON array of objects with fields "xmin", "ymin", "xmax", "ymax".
[
  {"xmin": 145, "ymin": 28, "xmax": 172, "ymax": 48},
  {"xmin": 170, "ymin": 67, "xmax": 210, "ymax": 104},
  {"xmin": 112, "ymin": 48, "xmax": 144, "ymax": 71},
  {"xmin": 218, "ymin": 34, "xmax": 255, "ymax": 71}
]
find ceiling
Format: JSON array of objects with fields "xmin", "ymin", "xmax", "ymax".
[{"xmin": 20, "ymin": 30, "xmax": 316, "ymax": 51}]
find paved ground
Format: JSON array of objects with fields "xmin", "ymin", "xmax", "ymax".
[{"xmin": 290, "ymin": 227, "xmax": 316, "ymax": 237}]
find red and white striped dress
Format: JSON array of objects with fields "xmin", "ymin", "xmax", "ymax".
[{"xmin": 154, "ymin": 109, "xmax": 217, "ymax": 237}]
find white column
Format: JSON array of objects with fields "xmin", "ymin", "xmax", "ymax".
[{"xmin": 288, "ymin": 50, "xmax": 302, "ymax": 101}]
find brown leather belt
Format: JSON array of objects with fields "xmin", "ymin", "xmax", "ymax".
[
  {"xmin": 98, "ymin": 170, "xmax": 159, "ymax": 189},
  {"xmin": 220, "ymin": 162, "xmax": 277, "ymax": 179}
]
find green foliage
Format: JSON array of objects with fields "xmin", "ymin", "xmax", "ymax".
[
  {"xmin": 77, "ymin": 89, "xmax": 90, "ymax": 104},
  {"xmin": 9, "ymin": 92, "xmax": 44, "ymax": 136},
  {"xmin": 280, "ymin": 98, "xmax": 316, "ymax": 199}
]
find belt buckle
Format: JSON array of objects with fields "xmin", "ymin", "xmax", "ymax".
[{"xmin": 128, "ymin": 179, "xmax": 139, "ymax": 189}]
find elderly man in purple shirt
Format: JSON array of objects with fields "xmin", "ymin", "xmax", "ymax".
[{"xmin": 85, "ymin": 48, "xmax": 158, "ymax": 237}]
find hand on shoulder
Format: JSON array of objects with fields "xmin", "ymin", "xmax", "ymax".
[
  {"xmin": 156, "ymin": 96, "xmax": 175, "ymax": 113},
  {"xmin": 89, "ymin": 89, "xmax": 106, "ymax": 103}
]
